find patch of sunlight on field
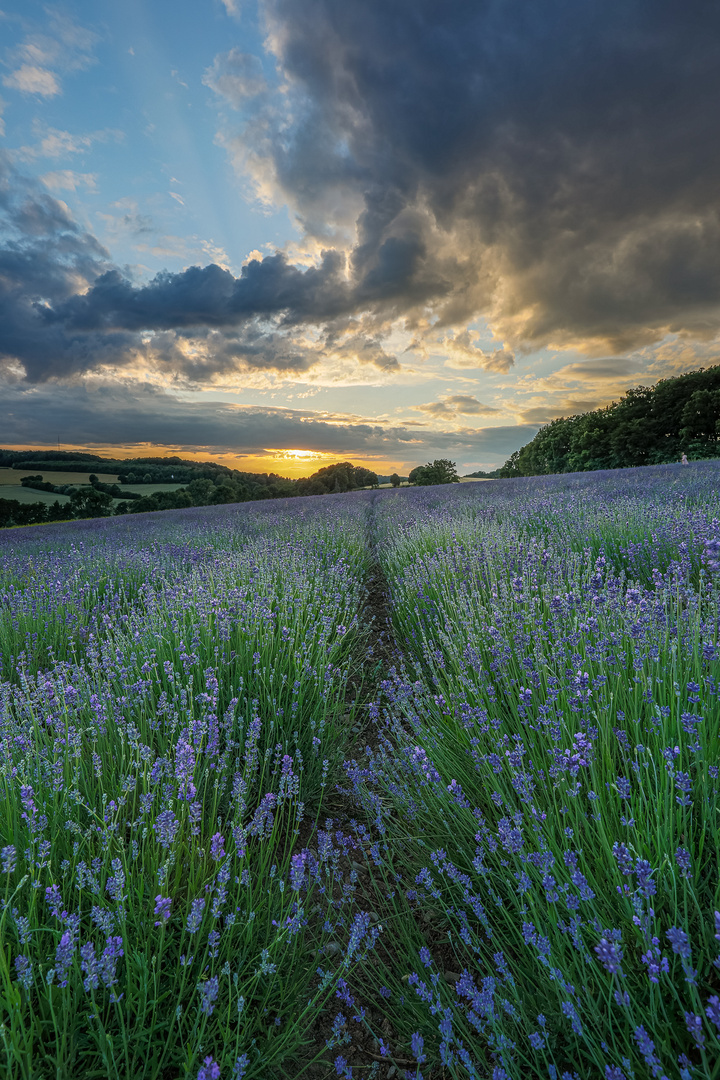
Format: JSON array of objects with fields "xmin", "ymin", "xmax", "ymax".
[
  {"xmin": 0, "ymin": 468, "xmax": 119, "ymax": 486},
  {"xmin": 0, "ymin": 485, "xmax": 71, "ymax": 505}
]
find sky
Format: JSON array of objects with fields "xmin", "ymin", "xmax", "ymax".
[{"xmin": 1, "ymin": 1, "xmax": 719, "ymax": 477}]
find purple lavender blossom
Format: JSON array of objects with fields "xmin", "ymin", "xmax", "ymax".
[
  {"xmin": 634, "ymin": 1026, "xmax": 663, "ymax": 1076},
  {"xmin": 197, "ymin": 1056, "xmax": 221, "ymax": 1080},
  {"xmin": 80, "ymin": 941, "xmax": 99, "ymax": 992},
  {"xmin": 703, "ymin": 537, "xmax": 720, "ymax": 572},
  {"xmin": 232, "ymin": 1055, "xmax": 249, "ymax": 1080},
  {"xmin": 411, "ymin": 1031, "xmax": 426, "ymax": 1064},
  {"xmin": 153, "ymin": 809, "xmax": 179, "ymax": 849},
  {"xmin": 98, "ymin": 936, "xmax": 124, "ymax": 991},
  {"xmin": 198, "ymin": 976, "xmax": 219, "ymax": 1016},
  {"xmin": 1, "ymin": 846, "xmax": 16, "ymax": 874},
  {"xmin": 210, "ymin": 833, "xmax": 225, "ymax": 861},
  {"xmin": 290, "ymin": 851, "xmax": 307, "ymax": 891},
  {"xmin": 186, "ymin": 898, "xmax": 205, "ymax": 934},
  {"xmin": 684, "ymin": 1012, "xmax": 705, "ymax": 1048},
  {"xmin": 175, "ymin": 738, "xmax": 197, "ymax": 801},
  {"xmin": 561, "ymin": 1000, "xmax": 582, "ymax": 1036},
  {"xmin": 154, "ymin": 895, "xmax": 172, "ymax": 925},
  {"xmin": 634, "ymin": 859, "xmax": 657, "ymax": 898},
  {"xmin": 45, "ymin": 884, "xmax": 65, "ymax": 920},
  {"xmin": 53, "ymin": 930, "xmax": 75, "ymax": 988},
  {"xmin": 106, "ymin": 858, "xmax": 126, "ymax": 903},
  {"xmin": 675, "ymin": 847, "xmax": 692, "ymax": 879},
  {"xmin": 641, "ymin": 939, "xmax": 668, "ymax": 983},
  {"xmin": 705, "ymin": 995, "xmax": 720, "ymax": 1033},
  {"xmin": 14, "ymin": 955, "xmax": 32, "ymax": 991},
  {"xmin": 594, "ymin": 938, "xmax": 623, "ymax": 974},
  {"xmin": 666, "ymin": 927, "xmax": 690, "ymax": 958},
  {"xmin": 612, "ymin": 843, "xmax": 634, "ymax": 876}
]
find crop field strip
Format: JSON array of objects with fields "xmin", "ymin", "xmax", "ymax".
[{"xmin": 0, "ymin": 461, "xmax": 719, "ymax": 1079}]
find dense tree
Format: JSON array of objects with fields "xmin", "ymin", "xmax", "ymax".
[
  {"xmin": 496, "ymin": 365, "xmax": 720, "ymax": 476},
  {"xmin": 69, "ymin": 487, "xmax": 114, "ymax": 518},
  {"xmin": 410, "ymin": 459, "xmax": 459, "ymax": 485}
]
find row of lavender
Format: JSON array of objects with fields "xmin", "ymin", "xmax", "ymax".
[
  {"xmin": 341, "ymin": 462, "xmax": 720, "ymax": 1079},
  {"xmin": 0, "ymin": 497, "xmax": 381, "ymax": 1078},
  {"xmin": 2, "ymin": 463, "xmax": 719, "ymax": 1079}
]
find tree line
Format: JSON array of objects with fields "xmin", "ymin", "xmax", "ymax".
[
  {"xmin": 0, "ymin": 461, "xmax": 379, "ymax": 529},
  {"xmin": 494, "ymin": 365, "xmax": 720, "ymax": 477},
  {"xmin": 0, "ymin": 457, "xmax": 461, "ymax": 529}
]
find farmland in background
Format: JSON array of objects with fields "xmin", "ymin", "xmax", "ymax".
[
  {"xmin": 1, "ymin": 461, "xmax": 719, "ymax": 1080},
  {"xmin": 0, "ymin": 469, "xmax": 121, "ymax": 487},
  {"xmin": 0, "ymin": 477, "xmax": 187, "ymax": 508}
]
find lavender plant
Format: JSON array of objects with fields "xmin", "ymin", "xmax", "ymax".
[
  {"xmin": 0, "ymin": 496, "xmax": 380, "ymax": 1078},
  {"xmin": 344, "ymin": 463, "xmax": 720, "ymax": 1079},
  {"xmin": 2, "ymin": 462, "xmax": 720, "ymax": 1079}
]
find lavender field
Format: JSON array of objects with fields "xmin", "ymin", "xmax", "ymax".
[{"xmin": 1, "ymin": 462, "xmax": 719, "ymax": 1080}]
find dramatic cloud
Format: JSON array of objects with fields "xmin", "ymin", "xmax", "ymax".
[
  {"xmin": 3, "ymin": 0, "xmax": 720, "ymax": 449},
  {"xmin": 0, "ymin": 158, "xmax": 400, "ymax": 386},
  {"xmin": 205, "ymin": 0, "xmax": 720, "ymax": 353}
]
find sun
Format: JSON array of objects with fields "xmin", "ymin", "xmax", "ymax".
[{"xmin": 268, "ymin": 449, "xmax": 331, "ymax": 462}]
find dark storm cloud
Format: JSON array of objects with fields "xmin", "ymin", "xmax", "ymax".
[
  {"xmin": 235, "ymin": 0, "xmax": 720, "ymax": 349},
  {"xmin": 6, "ymin": 2, "xmax": 720, "ymax": 387},
  {"xmin": 0, "ymin": 379, "xmax": 538, "ymax": 462},
  {"xmin": 0, "ymin": 159, "xmax": 393, "ymax": 382}
]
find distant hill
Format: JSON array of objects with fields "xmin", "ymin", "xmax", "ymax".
[
  {"xmin": 496, "ymin": 365, "xmax": 720, "ymax": 477},
  {"xmin": 0, "ymin": 454, "xmax": 382, "ymax": 529}
]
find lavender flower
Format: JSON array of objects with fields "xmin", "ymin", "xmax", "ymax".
[
  {"xmin": 186, "ymin": 898, "xmax": 205, "ymax": 934},
  {"xmin": 635, "ymin": 859, "xmax": 657, "ymax": 898},
  {"xmin": 198, "ymin": 976, "xmax": 219, "ymax": 1016},
  {"xmin": 684, "ymin": 1012, "xmax": 705, "ymax": 1048},
  {"xmin": 1, "ymin": 846, "xmax": 16, "ymax": 874},
  {"xmin": 290, "ymin": 851, "xmax": 307, "ymax": 891},
  {"xmin": 705, "ymin": 995, "xmax": 720, "ymax": 1033},
  {"xmin": 106, "ymin": 858, "xmax": 126, "ymax": 903},
  {"xmin": 175, "ymin": 738, "xmax": 197, "ymax": 801},
  {"xmin": 666, "ymin": 927, "xmax": 690, "ymax": 958},
  {"xmin": 14, "ymin": 955, "xmax": 32, "ymax": 991},
  {"xmin": 53, "ymin": 930, "xmax": 75, "ymax": 988},
  {"xmin": 209, "ymin": 833, "xmax": 225, "ymax": 861},
  {"xmin": 232, "ymin": 1055, "xmax": 249, "ymax": 1080},
  {"xmin": 197, "ymin": 1056, "xmax": 221, "ymax": 1080},
  {"xmin": 411, "ymin": 1031, "xmax": 426, "ymax": 1065},
  {"xmin": 98, "ymin": 936, "xmax": 124, "ymax": 991},
  {"xmin": 634, "ymin": 1026, "xmax": 663, "ymax": 1076},
  {"xmin": 561, "ymin": 1000, "xmax": 582, "ymax": 1036},
  {"xmin": 641, "ymin": 939, "xmax": 668, "ymax": 983},
  {"xmin": 154, "ymin": 895, "xmax": 172, "ymax": 925},
  {"xmin": 675, "ymin": 847, "xmax": 692, "ymax": 879},
  {"xmin": 45, "ymin": 884, "xmax": 65, "ymax": 920},
  {"xmin": 595, "ymin": 938, "xmax": 623, "ymax": 974},
  {"xmin": 153, "ymin": 809, "xmax": 179, "ymax": 849},
  {"xmin": 703, "ymin": 537, "xmax": 720, "ymax": 572},
  {"xmin": 80, "ymin": 941, "xmax": 99, "ymax": 992}
]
